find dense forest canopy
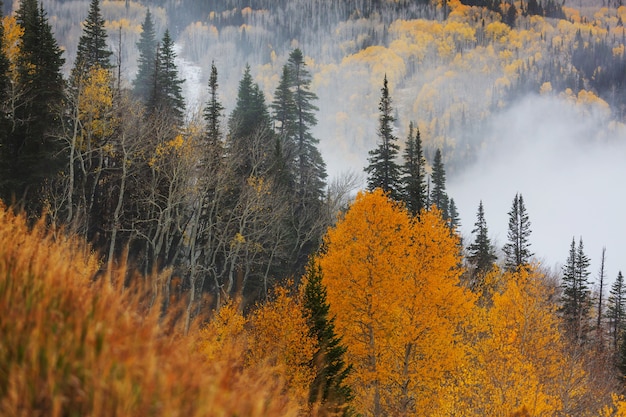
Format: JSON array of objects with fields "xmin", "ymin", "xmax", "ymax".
[{"xmin": 1, "ymin": 0, "xmax": 626, "ymax": 414}]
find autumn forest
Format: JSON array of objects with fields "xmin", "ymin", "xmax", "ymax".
[{"xmin": 1, "ymin": 0, "xmax": 626, "ymax": 415}]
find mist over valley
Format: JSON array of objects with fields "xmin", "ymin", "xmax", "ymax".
[{"xmin": 28, "ymin": 0, "xmax": 623, "ymax": 277}]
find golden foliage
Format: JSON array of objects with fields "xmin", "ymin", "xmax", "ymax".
[
  {"xmin": 0, "ymin": 205, "xmax": 301, "ymax": 416},
  {"xmin": 458, "ymin": 268, "xmax": 588, "ymax": 416},
  {"xmin": 78, "ymin": 66, "xmax": 115, "ymax": 143},
  {"xmin": 2, "ymin": 16, "xmax": 23, "ymax": 81},
  {"xmin": 247, "ymin": 285, "xmax": 317, "ymax": 408},
  {"xmin": 318, "ymin": 189, "xmax": 476, "ymax": 415}
]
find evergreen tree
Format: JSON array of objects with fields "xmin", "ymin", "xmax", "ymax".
[
  {"xmin": 133, "ymin": 8, "xmax": 157, "ymax": 102},
  {"xmin": 287, "ymin": 49, "xmax": 326, "ymax": 203},
  {"xmin": 270, "ymin": 65, "xmax": 296, "ymax": 190},
  {"xmin": 504, "ymin": 2, "xmax": 517, "ymax": 27},
  {"xmin": 448, "ymin": 198, "xmax": 461, "ymax": 231},
  {"xmin": 401, "ymin": 122, "xmax": 427, "ymax": 216},
  {"xmin": 0, "ymin": 0, "xmax": 65, "ymax": 214},
  {"xmin": 228, "ymin": 65, "xmax": 272, "ymax": 178},
  {"xmin": 271, "ymin": 65, "xmax": 296, "ymax": 141},
  {"xmin": 287, "ymin": 49, "xmax": 326, "ymax": 205},
  {"xmin": 365, "ymin": 74, "xmax": 401, "ymax": 200},
  {"xmin": 148, "ymin": 29, "xmax": 185, "ymax": 124},
  {"xmin": 560, "ymin": 237, "xmax": 593, "ymax": 344},
  {"xmin": 429, "ymin": 148, "xmax": 449, "ymax": 219},
  {"xmin": 302, "ymin": 259, "xmax": 353, "ymax": 415},
  {"xmin": 71, "ymin": 0, "xmax": 112, "ymax": 82},
  {"xmin": 203, "ymin": 61, "xmax": 224, "ymax": 151},
  {"xmin": 467, "ymin": 200, "xmax": 497, "ymax": 278},
  {"xmin": 502, "ymin": 193, "xmax": 533, "ymax": 271},
  {"xmin": 229, "ymin": 65, "xmax": 271, "ymax": 141},
  {"xmin": 607, "ymin": 271, "xmax": 626, "ymax": 349}
]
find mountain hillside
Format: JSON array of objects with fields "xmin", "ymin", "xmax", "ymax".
[{"xmin": 30, "ymin": 0, "xmax": 626, "ymax": 176}]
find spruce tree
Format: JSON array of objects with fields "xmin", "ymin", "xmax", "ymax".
[
  {"xmin": 365, "ymin": 74, "xmax": 401, "ymax": 200},
  {"xmin": 607, "ymin": 271, "xmax": 626, "ymax": 349},
  {"xmin": 560, "ymin": 237, "xmax": 593, "ymax": 344},
  {"xmin": 228, "ymin": 65, "xmax": 272, "ymax": 177},
  {"xmin": 0, "ymin": 0, "xmax": 65, "ymax": 214},
  {"xmin": 401, "ymin": 122, "xmax": 427, "ymax": 216},
  {"xmin": 271, "ymin": 65, "xmax": 296, "ymax": 141},
  {"xmin": 502, "ymin": 193, "xmax": 533, "ymax": 271},
  {"xmin": 203, "ymin": 61, "xmax": 224, "ymax": 151},
  {"xmin": 287, "ymin": 48, "xmax": 326, "ymax": 203},
  {"xmin": 302, "ymin": 259, "xmax": 353, "ymax": 415},
  {"xmin": 133, "ymin": 8, "xmax": 157, "ymax": 102},
  {"xmin": 229, "ymin": 65, "xmax": 271, "ymax": 141},
  {"xmin": 448, "ymin": 198, "xmax": 461, "ymax": 231},
  {"xmin": 148, "ymin": 29, "xmax": 185, "ymax": 124},
  {"xmin": 429, "ymin": 148, "xmax": 449, "ymax": 219},
  {"xmin": 467, "ymin": 200, "xmax": 497, "ymax": 278},
  {"xmin": 71, "ymin": 0, "xmax": 112, "ymax": 82}
]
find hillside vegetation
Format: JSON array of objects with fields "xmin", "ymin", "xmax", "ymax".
[{"xmin": 1, "ymin": 0, "xmax": 626, "ymax": 415}]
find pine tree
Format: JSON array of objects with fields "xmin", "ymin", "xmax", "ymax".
[
  {"xmin": 227, "ymin": 64, "xmax": 272, "ymax": 180},
  {"xmin": 560, "ymin": 237, "xmax": 593, "ymax": 344},
  {"xmin": 148, "ymin": 29, "xmax": 185, "ymax": 124},
  {"xmin": 467, "ymin": 200, "xmax": 497, "ymax": 278},
  {"xmin": 429, "ymin": 148, "xmax": 449, "ymax": 219},
  {"xmin": 365, "ymin": 75, "xmax": 401, "ymax": 200},
  {"xmin": 0, "ymin": 0, "xmax": 65, "ymax": 214},
  {"xmin": 448, "ymin": 198, "xmax": 461, "ymax": 231},
  {"xmin": 502, "ymin": 193, "xmax": 533, "ymax": 271},
  {"xmin": 229, "ymin": 65, "xmax": 271, "ymax": 142},
  {"xmin": 203, "ymin": 61, "xmax": 224, "ymax": 151},
  {"xmin": 401, "ymin": 122, "xmax": 427, "ymax": 216},
  {"xmin": 271, "ymin": 65, "xmax": 296, "ymax": 141},
  {"xmin": 607, "ymin": 271, "xmax": 626, "ymax": 349},
  {"xmin": 287, "ymin": 49, "xmax": 326, "ymax": 203},
  {"xmin": 302, "ymin": 259, "xmax": 353, "ymax": 415},
  {"xmin": 71, "ymin": 0, "xmax": 112, "ymax": 82},
  {"xmin": 133, "ymin": 8, "xmax": 157, "ymax": 102}
]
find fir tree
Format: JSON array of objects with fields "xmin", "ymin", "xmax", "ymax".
[
  {"xmin": 502, "ymin": 193, "xmax": 533, "ymax": 271},
  {"xmin": 365, "ymin": 74, "xmax": 401, "ymax": 200},
  {"xmin": 429, "ymin": 148, "xmax": 449, "ymax": 219},
  {"xmin": 287, "ymin": 49, "xmax": 326, "ymax": 203},
  {"xmin": 448, "ymin": 198, "xmax": 461, "ymax": 231},
  {"xmin": 229, "ymin": 65, "xmax": 271, "ymax": 141},
  {"xmin": 148, "ymin": 29, "xmax": 185, "ymax": 124},
  {"xmin": 228, "ymin": 65, "xmax": 272, "ymax": 177},
  {"xmin": 560, "ymin": 237, "xmax": 593, "ymax": 344},
  {"xmin": 271, "ymin": 65, "xmax": 296, "ymax": 141},
  {"xmin": 133, "ymin": 8, "xmax": 157, "ymax": 102},
  {"xmin": 71, "ymin": 0, "xmax": 112, "ymax": 82},
  {"xmin": 203, "ymin": 61, "xmax": 224, "ymax": 151},
  {"xmin": 302, "ymin": 259, "xmax": 353, "ymax": 416},
  {"xmin": 401, "ymin": 122, "xmax": 427, "ymax": 216},
  {"xmin": 607, "ymin": 271, "xmax": 626, "ymax": 349},
  {"xmin": 0, "ymin": 0, "xmax": 65, "ymax": 214},
  {"xmin": 467, "ymin": 200, "xmax": 497, "ymax": 278}
]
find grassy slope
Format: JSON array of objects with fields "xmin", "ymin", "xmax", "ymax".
[{"xmin": 0, "ymin": 205, "xmax": 300, "ymax": 417}]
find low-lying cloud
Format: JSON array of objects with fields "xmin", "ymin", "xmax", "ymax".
[{"xmin": 448, "ymin": 94, "xmax": 626, "ymax": 285}]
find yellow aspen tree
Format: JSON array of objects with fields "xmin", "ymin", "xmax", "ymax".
[
  {"xmin": 246, "ymin": 284, "xmax": 317, "ymax": 409},
  {"xmin": 318, "ymin": 189, "xmax": 476, "ymax": 416},
  {"xmin": 465, "ymin": 268, "xmax": 582, "ymax": 416}
]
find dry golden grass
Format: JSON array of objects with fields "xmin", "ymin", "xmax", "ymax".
[{"xmin": 0, "ymin": 204, "xmax": 301, "ymax": 417}]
